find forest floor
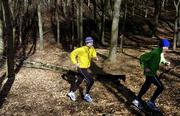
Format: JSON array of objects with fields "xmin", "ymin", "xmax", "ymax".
[{"xmin": 0, "ymin": 38, "xmax": 179, "ymax": 116}]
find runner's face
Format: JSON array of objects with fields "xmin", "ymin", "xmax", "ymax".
[
  {"xmin": 163, "ymin": 47, "xmax": 169, "ymax": 53},
  {"xmin": 86, "ymin": 42, "xmax": 93, "ymax": 47}
]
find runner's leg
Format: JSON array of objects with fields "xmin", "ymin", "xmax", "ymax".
[
  {"xmin": 150, "ymin": 76, "xmax": 164, "ymax": 102},
  {"xmin": 70, "ymin": 68, "xmax": 84, "ymax": 92},
  {"xmin": 79, "ymin": 68, "xmax": 94, "ymax": 94},
  {"xmin": 137, "ymin": 76, "xmax": 152, "ymax": 100}
]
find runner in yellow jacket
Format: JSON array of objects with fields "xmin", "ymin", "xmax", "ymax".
[{"xmin": 67, "ymin": 37, "xmax": 98, "ymax": 102}]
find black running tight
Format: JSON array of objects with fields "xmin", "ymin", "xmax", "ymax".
[
  {"xmin": 70, "ymin": 68, "xmax": 94, "ymax": 94},
  {"xmin": 137, "ymin": 76, "xmax": 164, "ymax": 102}
]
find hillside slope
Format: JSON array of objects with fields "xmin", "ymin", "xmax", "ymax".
[{"xmin": 0, "ymin": 40, "xmax": 179, "ymax": 115}]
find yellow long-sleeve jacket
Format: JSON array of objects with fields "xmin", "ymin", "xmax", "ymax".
[{"xmin": 70, "ymin": 46, "xmax": 97, "ymax": 68}]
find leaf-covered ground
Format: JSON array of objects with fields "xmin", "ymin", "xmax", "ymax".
[{"xmin": 0, "ymin": 40, "xmax": 179, "ymax": 116}]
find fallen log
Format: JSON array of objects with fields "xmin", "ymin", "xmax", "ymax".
[
  {"xmin": 16, "ymin": 60, "xmax": 69, "ymax": 73},
  {"xmin": 16, "ymin": 60, "xmax": 126, "ymax": 82}
]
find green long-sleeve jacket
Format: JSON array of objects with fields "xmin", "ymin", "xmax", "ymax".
[{"xmin": 140, "ymin": 47, "xmax": 168, "ymax": 76}]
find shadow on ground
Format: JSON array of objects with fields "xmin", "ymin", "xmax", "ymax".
[
  {"xmin": 61, "ymin": 62, "xmax": 143, "ymax": 115},
  {"xmin": 0, "ymin": 58, "xmax": 26, "ymax": 108}
]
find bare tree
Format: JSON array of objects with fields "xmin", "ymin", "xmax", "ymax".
[
  {"xmin": 100, "ymin": 0, "xmax": 108, "ymax": 45},
  {"xmin": 8, "ymin": 0, "xmax": 20, "ymax": 51},
  {"xmin": 76, "ymin": 0, "xmax": 83, "ymax": 46},
  {"xmin": 76, "ymin": 0, "xmax": 80, "ymax": 46},
  {"xmin": 79, "ymin": 0, "xmax": 83, "ymax": 46},
  {"xmin": 132, "ymin": 0, "xmax": 135, "ymax": 16},
  {"xmin": 120, "ymin": 0, "xmax": 127, "ymax": 53},
  {"xmin": 162, "ymin": 0, "xmax": 166, "ymax": 10},
  {"xmin": 177, "ymin": 1, "xmax": 180, "ymax": 47},
  {"xmin": 63, "ymin": 0, "xmax": 67, "ymax": 16},
  {"xmin": 37, "ymin": 0, "xmax": 44, "ymax": 50},
  {"xmin": 17, "ymin": 0, "xmax": 26, "ymax": 46},
  {"xmin": 0, "ymin": 1, "xmax": 4, "ymax": 56},
  {"xmin": 70, "ymin": 0, "xmax": 75, "ymax": 50},
  {"xmin": 143, "ymin": 0, "xmax": 148, "ymax": 18},
  {"xmin": 55, "ymin": 0, "xmax": 61, "ymax": 43},
  {"xmin": 173, "ymin": 0, "xmax": 180, "ymax": 50},
  {"xmin": 2, "ymin": 0, "xmax": 15, "ymax": 78},
  {"xmin": 153, "ymin": 0, "xmax": 162, "ymax": 36},
  {"xmin": 161, "ymin": 0, "xmax": 170, "ymax": 10},
  {"xmin": 108, "ymin": 0, "xmax": 122, "ymax": 62},
  {"xmin": 92, "ymin": 0, "xmax": 97, "ymax": 23}
]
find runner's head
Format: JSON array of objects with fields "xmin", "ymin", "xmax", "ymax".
[
  {"xmin": 159, "ymin": 38, "xmax": 170, "ymax": 52},
  {"xmin": 85, "ymin": 37, "xmax": 93, "ymax": 47}
]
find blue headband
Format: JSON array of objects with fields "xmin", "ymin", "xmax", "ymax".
[
  {"xmin": 160, "ymin": 39, "xmax": 170, "ymax": 47},
  {"xmin": 85, "ymin": 37, "xmax": 93, "ymax": 43}
]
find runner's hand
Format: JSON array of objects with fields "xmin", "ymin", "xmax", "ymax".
[
  {"xmin": 144, "ymin": 67, "xmax": 151, "ymax": 72},
  {"xmin": 165, "ymin": 61, "xmax": 170, "ymax": 66},
  {"xmin": 75, "ymin": 63, "xmax": 80, "ymax": 69}
]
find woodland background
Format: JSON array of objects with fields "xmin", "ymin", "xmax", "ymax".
[{"xmin": 0, "ymin": 0, "xmax": 179, "ymax": 115}]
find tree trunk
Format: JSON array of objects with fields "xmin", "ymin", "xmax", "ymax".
[
  {"xmin": 110, "ymin": 0, "xmax": 114, "ymax": 18},
  {"xmin": 63, "ymin": 0, "xmax": 67, "ymax": 16},
  {"xmin": 120, "ymin": 1, "xmax": 127, "ymax": 53},
  {"xmin": 177, "ymin": 1, "xmax": 180, "ymax": 47},
  {"xmin": 56, "ymin": 1, "xmax": 60, "ymax": 43},
  {"xmin": 162, "ymin": 0, "xmax": 166, "ymax": 10},
  {"xmin": 153, "ymin": 0, "xmax": 162, "ymax": 36},
  {"xmin": 92, "ymin": 0, "xmax": 97, "ymax": 22},
  {"xmin": 13, "ymin": 27, "xmax": 16, "ymax": 51},
  {"xmin": 2, "ymin": 3, "xmax": 6, "ymax": 28},
  {"xmin": 88, "ymin": 0, "xmax": 90, "ymax": 7},
  {"xmin": 37, "ymin": 2, "xmax": 44, "ymax": 50},
  {"xmin": 18, "ymin": 14, "xmax": 22, "ymax": 45},
  {"xmin": 174, "ymin": 19, "xmax": 178, "ymax": 50},
  {"xmin": 108, "ymin": 0, "xmax": 122, "ymax": 62},
  {"xmin": 67, "ymin": 0, "xmax": 71, "ymax": 6},
  {"xmin": 24, "ymin": 0, "xmax": 28, "ymax": 8},
  {"xmin": 145, "ymin": 8, "xmax": 148, "ymax": 18},
  {"xmin": 101, "ymin": 0, "xmax": 108, "ymax": 46},
  {"xmin": 77, "ymin": 0, "xmax": 83, "ymax": 46},
  {"xmin": 56, "ymin": 16, "xmax": 60, "ymax": 44},
  {"xmin": 0, "ymin": 1, "xmax": 4, "ymax": 56},
  {"xmin": 2, "ymin": 0, "xmax": 15, "ymax": 78},
  {"xmin": 166, "ymin": 0, "xmax": 169, "ymax": 6},
  {"xmin": 144, "ymin": 0, "xmax": 148, "ymax": 18},
  {"xmin": 79, "ymin": 0, "xmax": 83, "ymax": 46},
  {"xmin": 173, "ymin": 0, "xmax": 180, "ymax": 50},
  {"xmin": 132, "ymin": 0, "xmax": 135, "ymax": 17},
  {"xmin": 71, "ymin": 0, "xmax": 75, "ymax": 50},
  {"xmin": 76, "ymin": 0, "xmax": 80, "ymax": 46}
]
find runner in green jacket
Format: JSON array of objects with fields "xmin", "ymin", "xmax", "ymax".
[
  {"xmin": 67, "ymin": 37, "xmax": 98, "ymax": 102},
  {"xmin": 132, "ymin": 39, "xmax": 170, "ymax": 111}
]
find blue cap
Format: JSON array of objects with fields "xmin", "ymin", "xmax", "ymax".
[
  {"xmin": 85, "ymin": 37, "xmax": 93, "ymax": 43},
  {"xmin": 160, "ymin": 39, "xmax": 170, "ymax": 47}
]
